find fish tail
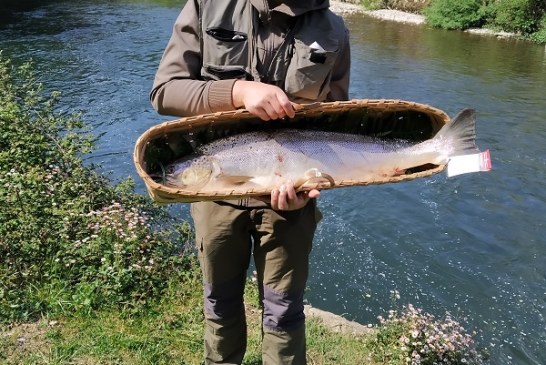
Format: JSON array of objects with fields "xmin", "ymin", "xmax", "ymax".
[{"xmin": 434, "ymin": 108, "xmax": 479, "ymax": 157}]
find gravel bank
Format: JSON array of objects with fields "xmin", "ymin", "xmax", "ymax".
[
  {"xmin": 328, "ymin": 0, "xmax": 366, "ymax": 15},
  {"xmin": 330, "ymin": 1, "xmax": 425, "ymax": 24},
  {"xmin": 365, "ymin": 9, "xmax": 425, "ymax": 24}
]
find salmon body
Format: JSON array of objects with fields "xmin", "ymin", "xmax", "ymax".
[{"xmin": 164, "ymin": 109, "xmax": 481, "ymax": 193}]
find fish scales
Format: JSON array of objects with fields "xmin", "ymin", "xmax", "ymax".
[{"xmin": 164, "ymin": 109, "xmax": 480, "ymax": 193}]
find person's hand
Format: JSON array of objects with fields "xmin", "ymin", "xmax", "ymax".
[
  {"xmin": 270, "ymin": 182, "xmax": 320, "ymax": 211},
  {"xmin": 232, "ymin": 80, "xmax": 296, "ymax": 121}
]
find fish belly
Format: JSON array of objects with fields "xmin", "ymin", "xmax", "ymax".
[{"xmin": 206, "ymin": 141, "xmax": 328, "ymax": 191}]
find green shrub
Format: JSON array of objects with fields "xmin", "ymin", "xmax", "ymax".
[
  {"xmin": 0, "ymin": 54, "xmax": 192, "ymax": 322},
  {"xmin": 530, "ymin": 14, "xmax": 546, "ymax": 43},
  {"xmin": 488, "ymin": 0, "xmax": 545, "ymax": 34},
  {"xmin": 424, "ymin": 0, "xmax": 486, "ymax": 29}
]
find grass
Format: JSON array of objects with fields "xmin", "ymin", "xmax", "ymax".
[
  {"xmin": 0, "ymin": 260, "xmax": 377, "ymax": 365},
  {"xmin": 0, "ymin": 268, "xmax": 485, "ymax": 365}
]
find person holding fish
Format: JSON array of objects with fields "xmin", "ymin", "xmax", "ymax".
[{"xmin": 150, "ymin": 0, "xmax": 350, "ymax": 363}]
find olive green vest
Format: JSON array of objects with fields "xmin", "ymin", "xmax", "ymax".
[{"xmin": 198, "ymin": 0, "xmax": 346, "ymax": 102}]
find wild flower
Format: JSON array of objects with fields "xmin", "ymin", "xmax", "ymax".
[{"xmin": 372, "ymin": 304, "xmax": 484, "ymax": 365}]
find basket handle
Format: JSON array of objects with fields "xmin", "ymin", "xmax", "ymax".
[{"xmin": 292, "ymin": 102, "xmax": 322, "ymax": 112}]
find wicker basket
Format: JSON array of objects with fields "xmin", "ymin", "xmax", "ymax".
[{"xmin": 134, "ymin": 99, "xmax": 450, "ymax": 204}]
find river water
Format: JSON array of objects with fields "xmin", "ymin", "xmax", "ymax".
[{"xmin": 1, "ymin": 1, "xmax": 545, "ymax": 364}]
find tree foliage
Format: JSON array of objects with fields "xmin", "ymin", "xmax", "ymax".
[
  {"xmin": 423, "ymin": 0, "xmax": 486, "ymax": 30},
  {"xmin": 487, "ymin": 0, "xmax": 546, "ymax": 34}
]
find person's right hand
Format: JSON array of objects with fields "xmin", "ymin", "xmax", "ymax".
[
  {"xmin": 232, "ymin": 80, "xmax": 296, "ymax": 121},
  {"xmin": 270, "ymin": 182, "xmax": 320, "ymax": 211}
]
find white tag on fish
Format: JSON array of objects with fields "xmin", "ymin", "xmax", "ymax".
[{"xmin": 447, "ymin": 149, "xmax": 492, "ymax": 177}]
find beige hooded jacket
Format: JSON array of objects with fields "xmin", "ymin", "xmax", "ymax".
[{"xmin": 150, "ymin": 0, "xmax": 350, "ymax": 117}]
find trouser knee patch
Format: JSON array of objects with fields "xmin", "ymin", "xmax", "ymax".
[
  {"xmin": 204, "ymin": 274, "xmax": 245, "ymax": 320},
  {"xmin": 262, "ymin": 285, "xmax": 305, "ymax": 332}
]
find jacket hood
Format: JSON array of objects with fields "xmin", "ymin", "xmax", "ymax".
[{"xmin": 250, "ymin": 0, "xmax": 330, "ymax": 21}]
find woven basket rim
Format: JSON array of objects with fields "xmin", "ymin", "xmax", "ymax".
[{"xmin": 134, "ymin": 99, "xmax": 450, "ymax": 203}]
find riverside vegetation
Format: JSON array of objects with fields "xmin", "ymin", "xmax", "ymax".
[
  {"xmin": 360, "ymin": 0, "xmax": 546, "ymax": 43},
  {"xmin": 0, "ymin": 55, "xmax": 487, "ymax": 364}
]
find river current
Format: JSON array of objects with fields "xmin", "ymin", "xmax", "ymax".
[{"xmin": 1, "ymin": 1, "xmax": 545, "ymax": 363}]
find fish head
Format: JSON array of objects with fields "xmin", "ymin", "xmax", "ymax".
[{"xmin": 177, "ymin": 156, "xmax": 217, "ymax": 188}]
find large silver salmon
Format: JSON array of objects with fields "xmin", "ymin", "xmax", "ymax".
[{"xmin": 163, "ymin": 109, "xmax": 485, "ymax": 193}]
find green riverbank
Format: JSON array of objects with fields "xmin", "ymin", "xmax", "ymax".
[
  {"xmin": 0, "ymin": 259, "xmax": 376, "ymax": 364},
  {"xmin": 334, "ymin": 0, "xmax": 546, "ymax": 44},
  {"xmin": 1, "ymin": 258, "xmax": 486, "ymax": 365}
]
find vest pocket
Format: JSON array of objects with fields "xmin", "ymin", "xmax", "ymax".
[
  {"xmin": 284, "ymin": 38, "xmax": 339, "ymax": 101},
  {"xmin": 203, "ymin": 65, "xmax": 249, "ymax": 80},
  {"xmin": 206, "ymin": 27, "xmax": 247, "ymax": 42},
  {"xmin": 203, "ymin": 27, "xmax": 249, "ymax": 80}
]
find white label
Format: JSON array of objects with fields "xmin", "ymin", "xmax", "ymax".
[{"xmin": 447, "ymin": 149, "xmax": 492, "ymax": 177}]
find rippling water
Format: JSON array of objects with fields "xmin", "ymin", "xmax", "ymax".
[{"xmin": 1, "ymin": 1, "xmax": 545, "ymax": 364}]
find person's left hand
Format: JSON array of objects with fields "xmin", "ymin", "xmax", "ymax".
[{"xmin": 270, "ymin": 182, "xmax": 320, "ymax": 211}]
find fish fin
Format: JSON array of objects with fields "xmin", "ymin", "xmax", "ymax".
[
  {"xmin": 294, "ymin": 168, "xmax": 335, "ymax": 190},
  {"xmin": 393, "ymin": 167, "xmax": 406, "ymax": 176},
  {"xmin": 216, "ymin": 175, "xmax": 254, "ymax": 185},
  {"xmin": 435, "ymin": 108, "xmax": 480, "ymax": 157}
]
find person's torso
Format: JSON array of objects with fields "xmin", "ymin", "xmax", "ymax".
[{"xmin": 198, "ymin": 0, "xmax": 346, "ymax": 102}]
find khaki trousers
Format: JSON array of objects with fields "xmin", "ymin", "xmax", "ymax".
[{"xmin": 191, "ymin": 200, "xmax": 320, "ymax": 365}]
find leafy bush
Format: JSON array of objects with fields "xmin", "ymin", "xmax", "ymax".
[
  {"xmin": 424, "ymin": 0, "xmax": 486, "ymax": 29},
  {"xmin": 529, "ymin": 14, "xmax": 546, "ymax": 43},
  {"xmin": 487, "ymin": 0, "xmax": 545, "ymax": 34},
  {"xmin": 487, "ymin": 0, "xmax": 530, "ymax": 33},
  {"xmin": 0, "ymin": 55, "xmax": 193, "ymax": 322},
  {"xmin": 369, "ymin": 303, "xmax": 485, "ymax": 364}
]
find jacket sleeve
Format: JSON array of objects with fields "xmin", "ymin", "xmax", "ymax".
[
  {"xmin": 326, "ymin": 27, "xmax": 350, "ymax": 102},
  {"xmin": 150, "ymin": 0, "xmax": 236, "ymax": 117}
]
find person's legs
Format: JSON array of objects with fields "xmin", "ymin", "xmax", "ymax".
[
  {"xmin": 191, "ymin": 202, "xmax": 253, "ymax": 365},
  {"xmin": 252, "ymin": 201, "xmax": 319, "ymax": 365}
]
